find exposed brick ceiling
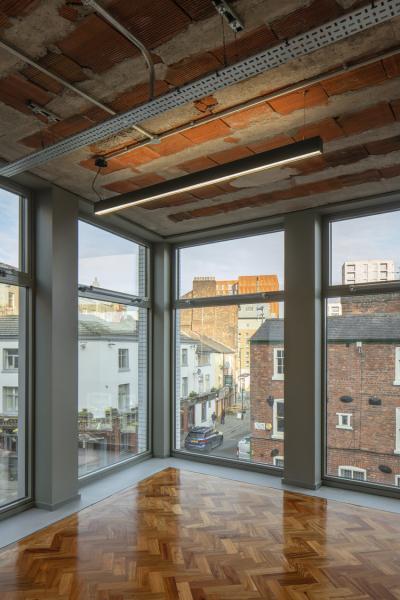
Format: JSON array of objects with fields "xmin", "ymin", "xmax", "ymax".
[{"xmin": 0, "ymin": 0, "xmax": 399, "ymax": 236}]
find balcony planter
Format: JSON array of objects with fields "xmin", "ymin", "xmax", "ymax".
[{"xmin": 379, "ymin": 465, "xmax": 392, "ymax": 474}]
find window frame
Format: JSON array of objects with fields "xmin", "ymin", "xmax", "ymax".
[
  {"xmin": 323, "ymin": 203, "xmax": 400, "ymax": 495},
  {"xmin": 272, "ymin": 398, "xmax": 284, "ymax": 440},
  {"xmin": 272, "ymin": 347, "xmax": 284, "ymax": 380},
  {"xmin": 336, "ymin": 412, "xmax": 353, "ymax": 430},
  {"xmin": 394, "ymin": 347, "xmax": 400, "ymax": 386},
  {"xmin": 0, "ymin": 180, "xmax": 33, "ymax": 517},
  {"xmin": 171, "ymin": 225, "xmax": 285, "ymax": 475},
  {"xmin": 118, "ymin": 348, "xmax": 130, "ymax": 372},
  {"xmin": 338, "ymin": 466, "xmax": 367, "ymax": 481},
  {"xmin": 77, "ymin": 218, "xmax": 151, "ymax": 481}
]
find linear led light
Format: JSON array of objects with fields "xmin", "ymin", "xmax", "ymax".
[{"xmin": 94, "ymin": 137, "xmax": 323, "ymax": 215}]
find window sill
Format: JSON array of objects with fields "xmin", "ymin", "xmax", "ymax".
[
  {"xmin": 393, "ymin": 381, "xmax": 400, "ymax": 386},
  {"xmin": 272, "ymin": 375, "xmax": 284, "ymax": 381},
  {"xmin": 271, "ymin": 434, "xmax": 284, "ymax": 440},
  {"xmin": 336, "ymin": 426, "xmax": 353, "ymax": 430},
  {"xmin": 118, "ymin": 368, "xmax": 130, "ymax": 373}
]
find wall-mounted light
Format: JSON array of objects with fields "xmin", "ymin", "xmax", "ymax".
[
  {"xmin": 267, "ymin": 395, "xmax": 274, "ymax": 407},
  {"xmin": 94, "ymin": 137, "xmax": 323, "ymax": 215}
]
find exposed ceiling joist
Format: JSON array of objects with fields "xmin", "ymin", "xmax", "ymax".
[{"xmin": 0, "ymin": 0, "xmax": 399, "ymax": 178}]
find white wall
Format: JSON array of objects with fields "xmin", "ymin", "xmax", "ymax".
[{"xmin": 78, "ymin": 340, "xmax": 138, "ymax": 418}]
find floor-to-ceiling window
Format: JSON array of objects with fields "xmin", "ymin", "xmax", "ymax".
[
  {"xmin": 173, "ymin": 230, "xmax": 285, "ymax": 468},
  {"xmin": 324, "ymin": 207, "xmax": 400, "ymax": 489},
  {"xmin": 0, "ymin": 185, "xmax": 31, "ymax": 511},
  {"xmin": 78, "ymin": 221, "xmax": 149, "ymax": 477}
]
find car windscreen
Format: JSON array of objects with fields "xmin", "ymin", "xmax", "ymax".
[{"xmin": 188, "ymin": 431, "xmax": 209, "ymax": 438}]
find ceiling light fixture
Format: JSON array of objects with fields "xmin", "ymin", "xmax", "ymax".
[{"xmin": 94, "ymin": 137, "xmax": 323, "ymax": 215}]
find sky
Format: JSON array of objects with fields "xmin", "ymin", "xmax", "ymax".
[
  {"xmin": 78, "ymin": 221, "xmax": 140, "ymax": 295},
  {"xmin": 331, "ymin": 210, "xmax": 400, "ymax": 284},
  {"xmin": 179, "ymin": 231, "xmax": 285, "ymax": 296}
]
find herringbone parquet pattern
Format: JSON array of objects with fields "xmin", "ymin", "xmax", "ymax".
[{"xmin": 1, "ymin": 468, "xmax": 400, "ymax": 599}]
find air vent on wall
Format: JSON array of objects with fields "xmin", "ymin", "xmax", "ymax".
[{"xmin": 340, "ymin": 395, "xmax": 353, "ymax": 403}]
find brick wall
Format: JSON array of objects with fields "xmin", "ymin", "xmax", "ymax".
[
  {"xmin": 250, "ymin": 343, "xmax": 284, "ymax": 465},
  {"xmin": 250, "ymin": 336, "xmax": 400, "ymax": 484}
]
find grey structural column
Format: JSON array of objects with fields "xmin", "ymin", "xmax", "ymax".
[
  {"xmin": 152, "ymin": 242, "xmax": 172, "ymax": 457},
  {"xmin": 283, "ymin": 211, "xmax": 322, "ymax": 489},
  {"xmin": 35, "ymin": 186, "xmax": 79, "ymax": 509}
]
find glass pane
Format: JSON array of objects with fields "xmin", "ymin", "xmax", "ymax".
[
  {"xmin": 78, "ymin": 299, "xmax": 148, "ymax": 477},
  {"xmin": 179, "ymin": 231, "xmax": 284, "ymax": 298},
  {"xmin": 0, "ymin": 188, "xmax": 20, "ymax": 271},
  {"xmin": 326, "ymin": 294, "xmax": 400, "ymax": 488},
  {"xmin": 0, "ymin": 285, "xmax": 26, "ymax": 507},
  {"xmin": 78, "ymin": 221, "xmax": 146, "ymax": 296},
  {"xmin": 175, "ymin": 302, "xmax": 284, "ymax": 467},
  {"xmin": 330, "ymin": 210, "xmax": 400, "ymax": 285}
]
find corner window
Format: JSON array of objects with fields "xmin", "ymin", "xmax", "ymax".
[
  {"xmin": 336, "ymin": 413, "xmax": 352, "ymax": 430},
  {"xmin": 174, "ymin": 230, "xmax": 285, "ymax": 468},
  {"xmin": 273, "ymin": 348, "xmax": 284, "ymax": 380},
  {"xmin": 326, "ymin": 207, "xmax": 400, "ymax": 490},
  {"xmin": 78, "ymin": 221, "xmax": 149, "ymax": 477},
  {"xmin": 0, "ymin": 185, "xmax": 30, "ymax": 512}
]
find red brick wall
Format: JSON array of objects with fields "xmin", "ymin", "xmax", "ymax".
[
  {"xmin": 250, "ymin": 343, "xmax": 284, "ymax": 465},
  {"xmin": 250, "ymin": 338, "xmax": 400, "ymax": 484},
  {"xmin": 342, "ymin": 294, "xmax": 400, "ymax": 314}
]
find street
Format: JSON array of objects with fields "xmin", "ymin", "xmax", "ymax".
[{"xmin": 183, "ymin": 412, "xmax": 251, "ymax": 460}]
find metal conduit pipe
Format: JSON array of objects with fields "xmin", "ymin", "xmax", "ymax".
[
  {"xmin": 103, "ymin": 45, "xmax": 400, "ymax": 161},
  {"xmin": 0, "ymin": 39, "xmax": 155, "ymax": 141},
  {"xmin": 82, "ymin": 0, "xmax": 155, "ymax": 101}
]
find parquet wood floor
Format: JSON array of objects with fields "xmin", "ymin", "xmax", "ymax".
[{"xmin": 0, "ymin": 468, "xmax": 400, "ymax": 599}]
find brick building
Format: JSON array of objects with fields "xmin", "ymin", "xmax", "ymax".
[
  {"xmin": 250, "ymin": 295, "xmax": 400, "ymax": 485},
  {"xmin": 180, "ymin": 274, "xmax": 279, "ymax": 369}
]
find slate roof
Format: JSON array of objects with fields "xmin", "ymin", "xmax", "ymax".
[
  {"xmin": 251, "ymin": 315, "xmax": 400, "ymax": 343},
  {"xmin": 0, "ymin": 315, "xmax": 139, "ymax": 340},
  {"xmin": 180, "ymin": 330, "xmax": 234, "ymax": 354}
]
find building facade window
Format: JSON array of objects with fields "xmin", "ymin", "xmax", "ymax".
[
  {"xmin": 395, "ymin": 475, "xmax": 400, "ymax": 487},
  {"xmin": 3, "ymin": 348, "xmax": 18, "ymax": 371},
  {"xmin": 326, "ymin": 207, "xmax": 400, "ymax": 490},
  {"xmin": 273, "ymin": 456, "xmax": 284, "ymax": 468},
  {"xmin": 118, "ymin": 348, "xmax": 129, "ymax": 371},
  {"xmin": 338, "ymin": 466, "xmax": 366, "ymax": 481},
  {"xmin": 118, "ymin": 384, "xmax": 130, "ymax": 412},
  {"xmin": 181, "ymin": 377, "xmax": 188, "ymax": 398},
  {"xmin": 3, "ymin": 387, "xmax": 18, "ymax": 414},
  {"xmin": 272, "ymin": 399, "xmax": 284, "ymax": 439},
  {"xmin": 78, "ymin": 221, "xmax": 149, "ymax": 478},
  {"xmin": 273, "ymin": 348, "xmax": 284, "ymax": 380},
  {"xmin": 336, "ymin": 413, "xmax": 352, "ymax": 430},
  {"xmin": 394, "ymin": 347, "xmax": 400, "ymax": 386},
  {"xmin": 174, "ymin": 230, "xmax": 285, "ymax": 468},
  {"xmin": 181, "ymin": 348, "xmax": 188, "ymax": 366}
]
